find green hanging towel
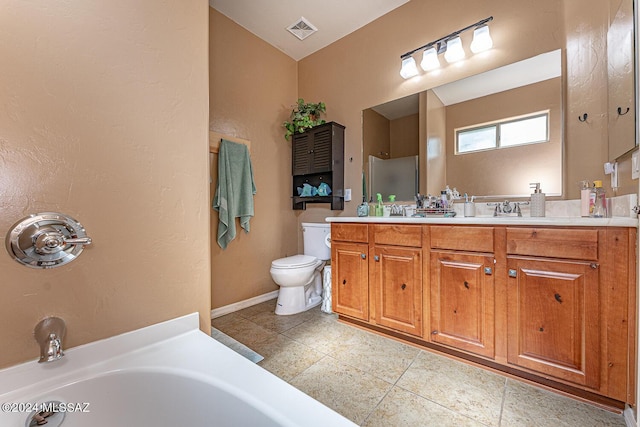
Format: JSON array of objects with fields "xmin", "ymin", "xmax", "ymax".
[{"xmin": 212, "ymin": 139, "xmax": 256, "ymax": 249}]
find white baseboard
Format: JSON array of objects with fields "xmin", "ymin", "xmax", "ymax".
[
  {"xmin": 624, "ymin": 405, "xmax": 636, "ymax": 427},
  {"xmin": 211, "ymin": 290, "xmax": 279, "ymax": 319}
]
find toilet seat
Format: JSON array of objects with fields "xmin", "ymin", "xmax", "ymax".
[{"xmin": 271, "ymin": 254, "xmax": 318, "ymax": 270}]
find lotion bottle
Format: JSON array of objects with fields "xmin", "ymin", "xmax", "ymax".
[
  {"xmin": 580, "ymin": 180, "xmax": 591, "ymax": 217},
  {"xmin": 529, "ymin": 182, "xmax": 546, "ymax": 217},
  {"xmin": 590, "ymin": 180, "xmax": 606, "ymax": 218}
]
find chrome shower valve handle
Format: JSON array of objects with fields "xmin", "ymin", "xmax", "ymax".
[{"xmin": 5, "ymin": 212, "xmax": 92, "ymax": 268}]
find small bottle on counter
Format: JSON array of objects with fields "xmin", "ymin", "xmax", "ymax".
[
  {"xmin": 357, "ymin": 196, "xmax": 369, "ymax": 217},
  {"xmin": 375, "ymin": 193, "xmax": 384, "ymax": 217},
  {"xmin": 590, "ymin": 180, "xmax": 606, "ymax": 218},
  {"xmin": 440, "ymin": 190, "xmax": 448, "ymax": 210},
  {"xmin": 529, "ymin": 182, "xmax": 546, "ymax": 217},
  {"xmin": 580, "ymin": 180, "xmax": 591, "ymax": 217}
]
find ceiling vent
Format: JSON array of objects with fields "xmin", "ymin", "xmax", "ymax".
[{"xmin": 286, "ymin": 17, "xmax": 318, "ymax": 41}]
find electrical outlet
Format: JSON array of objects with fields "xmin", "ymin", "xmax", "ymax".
[
  {"xmin": 632, "ymin": 150, "xmax": 639, "ymax": 180},
  {"xmin": 344, "ymin": 188, "xmax": 352, "ymax": 202}
]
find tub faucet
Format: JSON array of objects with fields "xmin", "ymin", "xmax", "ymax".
[{"xmin": 34, "ymin": 317, "xmax": 66, "ymax": 363}]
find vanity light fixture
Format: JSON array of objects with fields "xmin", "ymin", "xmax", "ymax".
[
  {"xmin": 399, "ymin": 16, "xmax": 494, "ymax": 79},
  {"xmin": 400, "ymin": 56, "xmax": 420, "ymax": 79},
  {"xmin": 444, "ymin": 36, "xmax": 465, "ymax": 63},
  {"xmin": 420, "ymin": 46, "xmax": 440, "ymax": 71},
  {"xmin": 470, "ymin": 24, "xmax": 493, "ymax": 53}
]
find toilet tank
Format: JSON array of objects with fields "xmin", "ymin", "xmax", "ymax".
[{"xmin": 302, "ymin": 222, "xmax": 331, "ymax": 260}]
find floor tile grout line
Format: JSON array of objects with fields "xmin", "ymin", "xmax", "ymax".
[
  {"xmin": 359, "ymin": 343, "xmax": 424, "ymax": 426},
  {"xmin": 497, "ymin": 377, "xmax": 508, "ymax": 427}
]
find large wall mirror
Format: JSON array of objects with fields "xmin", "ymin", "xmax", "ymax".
[
  {"xmin": 364, "ymin": 51, "xmax": 562, "ymax": 201},
  {"xmin": 363, "ymin": 0, "xmax": 636, "ymax": 202}
]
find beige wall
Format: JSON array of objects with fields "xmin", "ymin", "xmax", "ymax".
[
  {"xmin": 390, "ymin": 114, "xmax": 420, "ymax": 158},
  {"xmin": 209, "ymin": 9, "xmax": 299, "ymax": 309},
  {"xmin": 424, "ymin": 90, "xmax": 447, "ymax": 195},
  {"xmin": 0, "ymin": 0, "xmax": 210, "ymax": 368},
  {"xmin": 444, "ymin": 78, "xmax": 563, "ymax": 197},
  {"xmin": 295, "ymin": 0, "xmax": 636, "ymax": 214},
  {"xmin": 362, "ymin": 109, "xmax": 390, "ymax": 200}
]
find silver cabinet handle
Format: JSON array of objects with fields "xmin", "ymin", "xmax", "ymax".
[
  {"xmin": 361, "ymin": 253, "xmax": 366, "ymax": 259},
  {"xmin": 374, "ymin": 255, "xmax": 380, "ymax": 261},
  {"xmin": 508, "ymin": 269, "xmax": 517, "ymax": 278}
]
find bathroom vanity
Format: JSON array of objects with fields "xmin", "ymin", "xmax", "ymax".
[{"xmin": 328, "ymin": 216, "xmax": 637, "ymax": 408}]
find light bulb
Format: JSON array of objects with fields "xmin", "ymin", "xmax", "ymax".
[
  {"xmin": 444, "ymin": 36, "xmax": 465, "ymax": 63},
  {"xmin": 399, "ymin": 56, "xmax": 419, "ymax": 79},
  {"xmin": 420, "ymin": 47, "xmax": 440, "ymax": 71},
  {"xmin": 470, "ymin": 25, "xmax": 493, "ymax": 53}
]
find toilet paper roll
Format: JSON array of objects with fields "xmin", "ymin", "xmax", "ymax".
[{"xmin": 324, "ymin": 234, "xmax": 331, "ymax": 248}]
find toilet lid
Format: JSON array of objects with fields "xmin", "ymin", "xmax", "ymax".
[{"xmin": 272, "ymin": 255, "xmax": 318, "ymax": 269}]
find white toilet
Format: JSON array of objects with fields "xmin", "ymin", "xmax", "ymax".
[{"xmin": 270, "ymin": 222, "xmax": 331, "ymax": 315}]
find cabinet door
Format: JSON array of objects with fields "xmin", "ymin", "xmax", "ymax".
[
  {"xmin": 308, "ymin": 126, "xmax": 332, "ymax": 174},
  {"xmin": 292, "ymin": 133, "xmax": 312, "ymax": 175},
  {"xmin": 292, "ymin": 126, "xmax": 333, "ymax": 175},
  {"xmin": 507, "ymin": 257, "xmax": 599, "ymax": 389},
  {"xmin": 430, "ymin": 251, "xmax": 495, "ymax": 358},
  {"xmin": 373, "ymin": 246, "xmax": 422, "ymax": 336},
  {"xmin": 332, "ymin": 242, "xmax": 369, "ymax": 320}
]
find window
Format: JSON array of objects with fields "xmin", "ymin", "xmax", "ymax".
[{"xmin": 456, "ymin": 112, "xmax": 549, "ymax": 154}]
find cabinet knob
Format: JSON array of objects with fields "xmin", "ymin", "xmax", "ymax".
[
  {"xmin": 484, "ymin": 267, "xmax": 492, "ymax": 275},
  {"xmin": 590, "ymin": 263, "xmax": 599, "ymax": 269},
  {"xmin": 361, "ymin": 253, "xmax": 366, "ymax": 259},
  {"xmin": 401, "ymin": 283, "xmax": 407, "ymax": 290},
  {"xmin": 508, "ymin": 269, "xmax": 517, "ymax": 278},
  {"xmin": 374, "ymin": 255, "xmax": 380, "ymax": 262},
  {"xmin": 464, "ymin": 281, "xmax": 470, "ymax": 289},
  {"xmin": 431, "ymin": 330, "xmax": 439, "ymax": 335}
]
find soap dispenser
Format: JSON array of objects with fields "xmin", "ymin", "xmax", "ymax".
[
  {"xmin": 529, "ymin": 182, "xmax": 546, "ymax": 217},
  {"xmin": 375, "ymin": 193, "xmax": 384, "ymax": 217}
]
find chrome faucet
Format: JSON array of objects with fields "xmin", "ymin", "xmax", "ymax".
[
  {"xmin": 34, "ymin": 317, "xmax": 66, "ymax": 363},
  {"xmin": 487, "ymin": 200, "xmax": 529, "ymax": 217}
]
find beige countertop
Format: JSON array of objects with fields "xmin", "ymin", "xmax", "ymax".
[{"xmin": 325, "ymin": 215, "xmax": 638, "ymax": 227}]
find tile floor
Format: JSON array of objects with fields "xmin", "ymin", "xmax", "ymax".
[{"xmin": 211, "ymin": 299, "xmax": 627, "ymax": 427}]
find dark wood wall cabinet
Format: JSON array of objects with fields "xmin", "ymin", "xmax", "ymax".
[
  {"xmin": 331, "ymin": 222, "xmax": 637, "ymax": 410},
  {"xmin": 292, "ymin": 122, "xmax": 344, "ymax": 210}
]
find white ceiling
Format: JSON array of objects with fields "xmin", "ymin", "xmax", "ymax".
[{"xmin": 209, "ymin": 0, "xmax": 409, "ymax": 61}]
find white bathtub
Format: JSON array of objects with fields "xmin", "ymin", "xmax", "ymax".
[{"xmin": 0, "ymin": 313, "xmax": 356, "ymax": 427}]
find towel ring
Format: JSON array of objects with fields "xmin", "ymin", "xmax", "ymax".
[{"xmin": 617, "ymin": 107, "xmax": 630, "ymax": 116}]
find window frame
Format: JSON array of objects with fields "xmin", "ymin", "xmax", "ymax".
[{"xmin": 455, "ymin": 111, "xmax": 550, "ymax": 155}]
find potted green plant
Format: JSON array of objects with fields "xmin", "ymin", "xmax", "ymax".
[{"xmin": 283, "ymin": 98, "xmax": 326, "ymax": 140}]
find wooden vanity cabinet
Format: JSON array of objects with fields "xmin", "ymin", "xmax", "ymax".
[
  {"xmin": 429, "ymin": 226, "xmax": 496, "ymax": 358},
  {"xmin": 371, "ymin": 225, "xmax": 423, "ymax": 337},
  {"xmin": 331, "ymin": 224, "xmax": 369, "ymax": 320}
]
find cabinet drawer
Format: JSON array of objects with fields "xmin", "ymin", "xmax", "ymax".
[
  {"xmin": 331, "ymin": 223, "xmax": 368, "ymax": 243},
  {"xmin": 506, "ymin": 228, "xmax": 598, "ymax": 260},
  {"xmin": 373, "ymin": 224, "xmax": 422, "ymax": 247},
  {"xmin": 430, "ymin": 226, "xmax": 494, "ymax": 253}
]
